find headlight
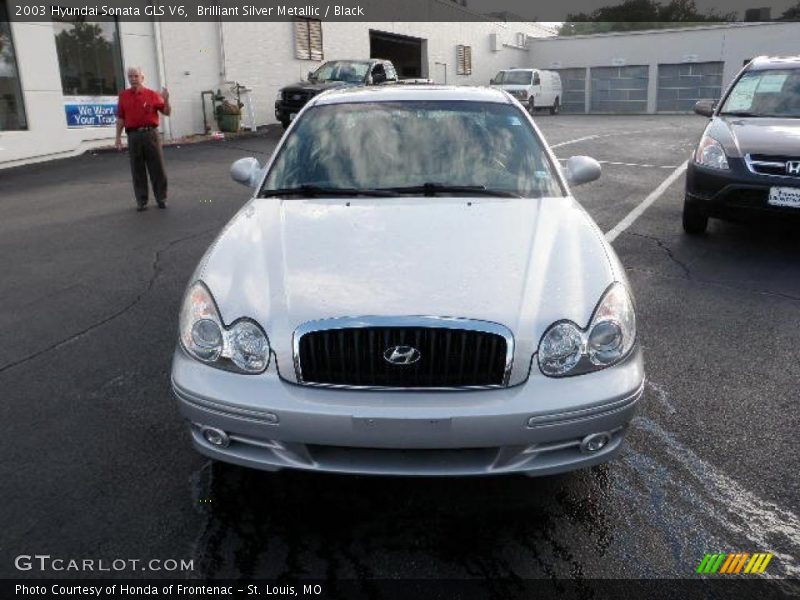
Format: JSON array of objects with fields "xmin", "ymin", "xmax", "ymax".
[
  {"xmin": 694, "ymin": 135, "xmax": 729, "ymax": 170},
  {"xmin": 179, "ymin": 281, "xmax": 271, "ymax": 374},
  {"xmin": 538, "ymin": 282, "xmax": 636, "ymax": 377}
]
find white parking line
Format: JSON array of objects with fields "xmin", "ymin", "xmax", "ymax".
[
  {"xmin": 604, "ymin": 161, "xmax": 689, "ymax": 243},
  {"xmin": 598, "ymin": 160, "xmax": 679, "ymax": 170},
  {"xmin": 551, "ymin": 134, "xmax": 601, "ymax": 148},
  {"xmin": 556, "ymin": 157, "xmax": 679, "ymax": 169},
  {"xmin": 550, "ymin": 126, "xmax": 674, "ymax": 149}
]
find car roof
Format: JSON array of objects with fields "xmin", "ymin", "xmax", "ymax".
[
  {"xmin": 323, "ymin": 59, "xmax": 376, "ymax": 65},
  {"xmin": 748, "ymin": 55, "xmax": 800, "ymax": 70},
  {"xmin": 311, "ymin": 85, "xmax": 514, "ymax": 105}
]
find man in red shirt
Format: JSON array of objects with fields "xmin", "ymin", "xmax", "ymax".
[{"xmin": 116, "ymin": 67, "xmax": 172, "ymax": 211}]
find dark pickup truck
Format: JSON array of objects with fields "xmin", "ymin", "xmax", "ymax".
[{"xmin": 275, "ymin": 59, "xmax": 398, "ymax": 128}]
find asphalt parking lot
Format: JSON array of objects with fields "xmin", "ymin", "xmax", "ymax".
[{"xmin": 1, "ymin": 115, "xmax": 799, "ymax": 590}]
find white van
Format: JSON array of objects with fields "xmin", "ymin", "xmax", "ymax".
[{"xmin": 490, "ymin": 69, "xmax": 563, "ymax": 115}]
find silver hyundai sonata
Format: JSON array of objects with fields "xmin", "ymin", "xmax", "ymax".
[{"xmin": 171, "ymin": 85, "xmax": 645, "ymax": 476}]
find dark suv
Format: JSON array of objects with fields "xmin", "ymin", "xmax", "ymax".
[
  {"xmin": 683, "ymin": 56, "xmax": 800, "ymax": 234},
  {"xmin": 274, "ymin": 59, "xmax": 398, "ymax": 129}
]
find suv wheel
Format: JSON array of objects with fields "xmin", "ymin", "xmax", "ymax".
[
  {"xmin": 550, "ymin": 98, "xmax": 560, "ymax": 115},
  {"xmin": 528, "ymin": 97, "xmax": 535, "ymax": 114},
  {"xmin": 682, "ymin": 197, "xmax": 708, "ymax": 235}
]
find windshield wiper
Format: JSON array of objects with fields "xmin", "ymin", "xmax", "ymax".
[
  {"xmin": 259, "ymin": 185, "xmax": 393, "ymax": 198},
  {"xmin": 377, "ymin": 183, "xmax": 521, "ymax": 198},
  {"xmin": 720, "ymin": 110, "xmax": 760, "ymax": 117}
]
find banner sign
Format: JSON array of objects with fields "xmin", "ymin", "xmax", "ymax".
[{"xmin": 64, "ymin": 96, "xmax": 118, "ymax": 128}]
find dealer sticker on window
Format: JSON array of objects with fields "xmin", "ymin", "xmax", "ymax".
[{"xmin": 768, "ymin": 186, "xmax": 800, "ymax": 208}]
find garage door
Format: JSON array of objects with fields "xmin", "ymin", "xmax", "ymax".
[
  {"xmin": 370, "ymin": 30, "xmax": 424, "ymax": 79},
  {"xmin": 657, "ymin": 62, "xmax": 724, "ymax": 112},
  {"xmin": 554, "ymin": 68, "xmax": 586, "ymax": 113},
  {"xmin": 590, "ymin": 66, "xmax": 649, "ymax": 113}
]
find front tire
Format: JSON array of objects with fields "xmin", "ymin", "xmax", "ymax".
[
  {"xmin": 528, "ymin": 97, "xmax": 535, "ymax": 114},
  {"xmin": 682, "ymin": 196, "xmax": 708, "ymax": 235},
  {"xmin": 550, "ymin": 97, "xmax": 560, "ymax": 115}
]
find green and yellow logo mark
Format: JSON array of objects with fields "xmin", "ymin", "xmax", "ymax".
[{"xmin": 696, "ymin": 552, "xmax": 774, "ymax": 574}]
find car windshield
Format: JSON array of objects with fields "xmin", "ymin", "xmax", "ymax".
[
  {"xmin": 720, "ymin": 68, "xmax": 800, "ymax": 118},
  {"xmin": 261, "ymin": 101, "xmax": 564, "ymax": 198},
  {"xmin": 310, "ymin": 61, "xmax": 370, "ymax": 84},
  {"xmin": 495, "ymin": 71, "xmax": 533, "ymax": 85}
]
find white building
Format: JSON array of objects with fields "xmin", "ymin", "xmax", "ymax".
[
  {"xmin": 0, "ymin": 0, "xmax": 552, "ymax": 168},
  {"xmin": 529, "ymin": 22, "xmax": 800, "ymax": 113}
]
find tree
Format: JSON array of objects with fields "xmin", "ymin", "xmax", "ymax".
[
  {"xmin": 558, "ymin": 0, "xmax": 736, "ymax": 36},
  {"xmin": 780, "ymin": 1, "xmax": 800, "ymax": 19}
]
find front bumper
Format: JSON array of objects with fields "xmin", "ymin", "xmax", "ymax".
[
  {"xmin": 171, "ymin": 346, "xmax": 645, "ymax": 477},
  {"xmin": 686, "ymin": 159, "xmax": 800, "ymax": 220}
]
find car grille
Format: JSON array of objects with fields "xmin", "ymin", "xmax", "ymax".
[
  {"xmin": 294, "ymin": 319, "xmax": 512, "ymax": 389},
  {"xmin": 746, "ymin": 154, "xmax": 800, "ymax": 178},
  {"xmin": 282, "ymin": 90, "xmax": 314, "ymax": 109}
]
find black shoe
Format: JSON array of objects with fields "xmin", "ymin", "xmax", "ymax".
[
  {"xmin": 157, "ymin": 200, "xmax": 167, "ymax": 209},
  {"xmin": 136, "ymin": 204, "xmax": 148, "ymax": 212}
]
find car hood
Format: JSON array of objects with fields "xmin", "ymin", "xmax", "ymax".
[
  {"xmin": 711, "ymin": 116, "xmax": 800, "ymax": 157},
  {"xmin": 196, "ymin": 197, "xmax": 622, "ymax": 384},
  {"xmin": 493, "ymin": 85, "xmax": 529, "ymax": 91},
  {"xmin": 282, "ymin": 80, "xmax": 353, "ymax": 93}
]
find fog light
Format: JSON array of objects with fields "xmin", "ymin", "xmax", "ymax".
[
  {"xmin": 202, "ymin": 427, "xmax": 230, "ymax": 448},
  {"xmin": 580, "ymin": 432, "xmax": 611, "ymax": 454}
]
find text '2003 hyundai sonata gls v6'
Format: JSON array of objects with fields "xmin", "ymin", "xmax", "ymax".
[{"xmin": 171, "ymin": 86, "xmax": 645, "ymax": 477}]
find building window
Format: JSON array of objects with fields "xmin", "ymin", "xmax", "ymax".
[
  {"xmin": 294, "ymin": 19, "xmax": 323, "ymax": 61},
  {"xmin": 53, "ymin": 17, "xmax": 123, "ymax": 96},
  {"xmin": 456, "ymin": 45, "xmax": 472, "ymax": 76},
  {"xmin": 0, "ymin": 2, "xmax": 27, "ymax": 130}
]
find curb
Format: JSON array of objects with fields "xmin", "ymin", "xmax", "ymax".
[{"xmin": 90, "ymin": 124, "xmax": 283, "ymax": 155}]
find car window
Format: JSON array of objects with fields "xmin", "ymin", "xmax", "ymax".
[
  {"xmin": 498, "ymin": 71, "xmax": 533, "ymax": 86},
  {"xmin": 720, "ymin": 68, "xmax": 800, "ymax": 117},
  {"xmin": 263, "ymin": 101, "xmax": 564, "ymax": 198},
  {"xmin": 533, "ymin": 73, "xmax": 540, "ymax": 85},
  {"xmin": 372, "ymin": 64, "xmax": 386, "ymax": 82},
  {"xmin": 311, "ymin": 61, "xmax": 370, "ymax": 84}
]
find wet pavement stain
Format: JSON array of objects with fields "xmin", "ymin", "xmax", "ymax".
[{"xmin": 190, "ymin": 462, "xmax": 630, "ymax": 582}]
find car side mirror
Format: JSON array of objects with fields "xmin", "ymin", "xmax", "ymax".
[
  {"xmin": 489, "ymin": 78, "xmax": 497, "ymax": 85},
  {"xmin": 307, "ymin": 71, "xmax": 315, "ymax": 80},
  {"xmin": 565, "ymin": 156, "xmax": 602, "ymax": 187},
  {"xmin": 694, "ymin": 99, "xmax": 716, "ymax": 117},
  {"xmin": 230, "ymin": 157, "xmax": 263, "ymax": 188}
]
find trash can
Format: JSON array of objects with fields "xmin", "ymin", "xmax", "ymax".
[{"xmin": 218, "ymin": 113, "xmax": 241, "ymax": 133}]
